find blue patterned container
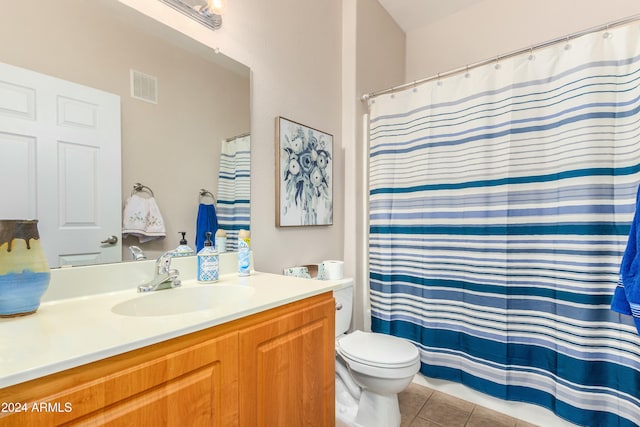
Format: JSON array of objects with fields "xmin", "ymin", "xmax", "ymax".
[
  {"xmin": 0, "ymin": 220, "xmax": 50, "ymax": 317},
  {"xmin": 197, "ymin": 232, "xmax": 219, "ymax": 282}
]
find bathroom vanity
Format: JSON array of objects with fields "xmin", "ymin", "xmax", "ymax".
[{"xmin": 0, "ymin": 256, "xmax": 342, "ymax": 426}]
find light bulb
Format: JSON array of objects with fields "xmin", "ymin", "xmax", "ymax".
[{"xmin": 209, "ymin": 0, "xmax": 226, "ymax": 15}]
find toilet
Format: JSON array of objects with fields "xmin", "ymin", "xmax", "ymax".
[{"xmin": 334, "ymin": 279, "xmax": 420, "ymax": 427}]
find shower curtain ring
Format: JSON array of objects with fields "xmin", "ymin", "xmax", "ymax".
[{"xmin": 564, "ymin": 37, "xmax": 572, "ymax": 50}]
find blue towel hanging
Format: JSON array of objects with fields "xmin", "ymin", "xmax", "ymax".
[
  {"xmin": 611, "ymin": 184, "xmax": 640, "ymax": 334},
  {"xmin": 196, "ymin": 203, "xmax": 218, "ymax": 252}
]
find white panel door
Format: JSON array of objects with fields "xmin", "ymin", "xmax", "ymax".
[{"xmin": 0, "ymin": 62, "xmax": 121, "ymax": 267}]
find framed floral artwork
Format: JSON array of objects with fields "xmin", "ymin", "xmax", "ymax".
[{"xmin": 276, "ymin": 116, "xmax": 333, "ymax": 226}]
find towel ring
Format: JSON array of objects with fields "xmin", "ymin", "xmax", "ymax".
[
  {"xmin": 131, "ymin": 183, "xmax": 154, "ymax": 197},
  {"xmin": 199, "ymin": 189, "xmax": 216, "ymax": 203}
]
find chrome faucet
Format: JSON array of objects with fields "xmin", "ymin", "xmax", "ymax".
[
  {"xmin": 137, "ymin": 250, "xmax": 182, "ymax": 292},
  {"xmin": 129, "ymin": 245, "xmax": 147, "ymax": 261}
]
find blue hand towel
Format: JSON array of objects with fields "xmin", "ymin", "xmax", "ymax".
[
  {"xmin": 611, "ymin": 185, "xmax": 640, "ymax": 334},
  {"xmin": 196, "ymin": 203, "xmax": 218, "ymax": 252}
]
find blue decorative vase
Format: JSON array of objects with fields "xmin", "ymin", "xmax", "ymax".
[{"xmin": 0, "ymin": 220, "xmax": 50, "ymax": 317}]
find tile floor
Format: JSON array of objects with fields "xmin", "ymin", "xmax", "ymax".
[
  {"xmin": 398, "ymin": 383, "xmax": 539, "ymax": 427},
  {"xmin": 336, "ymin": 382, "xmax": 541, "ymax": 427}
]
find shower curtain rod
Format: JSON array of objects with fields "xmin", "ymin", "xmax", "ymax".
[
  {"xmin": 225, "ymin": 132, "xmax": 250, "ymax": 142},
  {"xmin": 361, "ymin": 13, "xmax": 640, "ymax": 102}
]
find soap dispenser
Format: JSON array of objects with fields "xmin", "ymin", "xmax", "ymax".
[
  {"xmin": 174, "ymin": 232, "xmax": 195, "ymax": 257},
  {"xmin": 197, "ymin": 232, "xmax": 219, "ymax": 282}
]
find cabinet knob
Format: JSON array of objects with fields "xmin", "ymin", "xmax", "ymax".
[{"xmin": 335, "ymin": 302, "xmax": 343, "ymax": 311}]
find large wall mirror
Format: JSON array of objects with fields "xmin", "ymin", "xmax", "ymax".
[{"xmin": 0, "ymin": 0, "xmax": 250, "ymax": 267}]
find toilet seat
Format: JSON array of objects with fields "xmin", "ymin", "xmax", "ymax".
[{"xmin": 337, "ymin": 331, "xmax": 420, "ymax": 379}]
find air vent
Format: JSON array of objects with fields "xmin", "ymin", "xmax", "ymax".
[{"xmin": 130, "ymin": 69, "xmax": 158, "ymax": 104}]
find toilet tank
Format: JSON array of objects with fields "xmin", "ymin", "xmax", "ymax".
[{"xmin": 334, "ymin": 279, "xmax": 354, "ymax": 336}]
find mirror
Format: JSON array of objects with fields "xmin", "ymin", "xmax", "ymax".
[{"xmin": 0, "ymin": 0, "xmax": 250, "ymax": 266}]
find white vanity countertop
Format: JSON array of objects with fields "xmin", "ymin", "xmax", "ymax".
[{"xmin": 0, "ymin": 272, "xmax": 347, "ymax": 388}]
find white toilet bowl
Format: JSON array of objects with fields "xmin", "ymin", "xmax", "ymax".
[
  {"xmin": 336, "ymin": 330, "xmax": 420, "ymax": 427},
  {"xmin": 333, "ymin": 280, "xmax": 420, "ymax": 427}
]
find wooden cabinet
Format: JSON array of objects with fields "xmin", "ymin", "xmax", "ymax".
[
  {"xmin": 0, "ymin": 327, "xmax": 239, "ymax": 427},
  {"xmin": 239, "ymin": 293, "xmax": 335, "ymax": 426},
  {"xmin": 0, "ymin": 292, "xmax": 335, "ymax": 427}
]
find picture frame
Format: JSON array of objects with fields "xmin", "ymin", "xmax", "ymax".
[{"xmin": 275, "ymin": 116, "xmax": 333, "ymax": 227}]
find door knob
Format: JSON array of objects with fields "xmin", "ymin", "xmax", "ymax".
[{"xmin": 101, "ymin": 235, "xmax": 119, "ymax": 245}]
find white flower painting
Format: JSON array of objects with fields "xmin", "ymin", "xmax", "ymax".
[{"xmin": 276, "ymin": 117, "xmax": 333, "ymax": 226}]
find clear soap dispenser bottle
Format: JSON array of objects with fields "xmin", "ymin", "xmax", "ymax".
[{"xmin": 197, "ymin": 232, "xmax": 219, "ymax": 282}]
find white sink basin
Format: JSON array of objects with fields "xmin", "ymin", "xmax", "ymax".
[{"xmin": 111, "ymin": 284, "xmax": 255, "ymax": 316}]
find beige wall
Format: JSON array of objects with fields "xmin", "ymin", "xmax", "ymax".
[
  {"xmin": 349, "ymin": 0, "xmax": 405, "ymax": 330},
  {"xmin": 405, "ymin": 0, "xmax": 640, "ymax": 82},
  {"xmin": 0, "ymin": 0, "xmax": 250, "ymax": 261}
]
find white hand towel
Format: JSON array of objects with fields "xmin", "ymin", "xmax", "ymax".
[
  {"xmin": 143, "ymin": 196, "xmax": 166, "ymax": 241},
  {"xmin": 122, "ymin": 195, "xmax": 166, "ymax": 243},
  {"xmin": 122, "ymin": 194, "xmax": 147, "ymax": 236}
]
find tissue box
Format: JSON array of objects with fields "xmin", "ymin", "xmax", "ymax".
[
  {"xmin": 302, "ymin": 264, "xmax": 319, "ymax": 279},
  {"xmin": 283, "ymin": 264, "xmax": 319, "ymax": 279}
]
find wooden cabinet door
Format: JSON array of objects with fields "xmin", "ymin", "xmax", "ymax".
[
  {"xmin": 238, "ymin": 293, "xmax": 335, "ymax": 427},
  {"xmin": 0, "ymin": 331, "xmax": 239, "ymax": 427}
]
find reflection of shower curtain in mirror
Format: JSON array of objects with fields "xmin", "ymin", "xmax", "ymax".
[
  {"xmin": 217, "ymin": 134, "xmax": 250, "ymax": 251},
  {"xmin": 368, "ymin": 23, "xmax": 640, "ymax": 426}
]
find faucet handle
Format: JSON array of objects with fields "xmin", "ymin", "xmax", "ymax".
[{"xmin": 156, "ymin": 250, "xmax": 175, "ymax": 274}]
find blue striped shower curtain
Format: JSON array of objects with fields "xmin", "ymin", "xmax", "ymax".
[
  {"xmin": 368, "ymin": 23, "xmax": 640, "ymax": 426},
  {"xmin": 216, "ymin": 134, "xmax": 250, "ymax": 251}
]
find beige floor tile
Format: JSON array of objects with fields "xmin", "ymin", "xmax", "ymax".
[
  {"xmin": 465, "ymin": 406, "xmax": 518, "ymax": 427},
  {"xmin": 409, "ymin": 416, "xmax": 445, "ymax": 427},
  {"xmin": 515, "ymin": 420, "xmax": 541, "ymax": 427},
  {"xmin": 417, "ymin": 391, "xmax": 474, "ymax": 427},
  {"xmin": 399, "ymin": 382, "xmax": 434, "ymax": 418},
  {"xmin": 400, "ymin": 415, "xmax": 416, "ymax": 427},
  {"xmin": 336, "ymin": 382, "xmax": 537, "ymax": 427}
]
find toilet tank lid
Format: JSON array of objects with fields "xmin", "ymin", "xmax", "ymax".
[{"xmin": 337, "ymin": 330, "xmax": 419, "ymax": 367}]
